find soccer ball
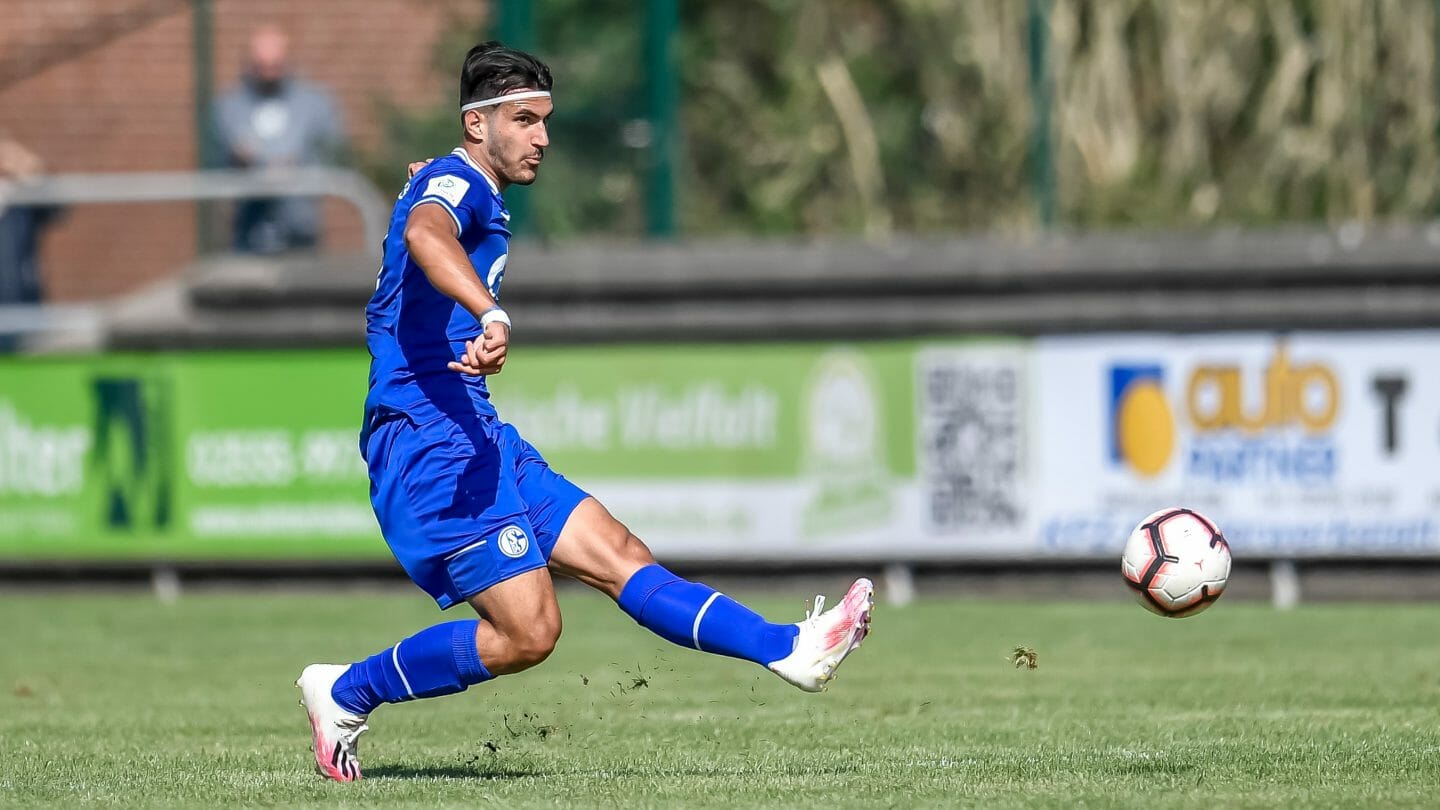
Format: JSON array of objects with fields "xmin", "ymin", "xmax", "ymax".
[{"xmin": 1121, "ymin": 508, "xmax": 1231, "ymax": 618}]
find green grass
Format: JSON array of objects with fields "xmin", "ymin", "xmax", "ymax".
[{"xmin": 1, "ymin": 589, "xmax": 1438, "ymax": 808}]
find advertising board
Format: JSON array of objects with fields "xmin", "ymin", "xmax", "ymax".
[
  {"xmin": 1, "ymin": 333, "xmax": 1435, "ymax": 561},
  {"xmin": 1030, "ymin": 332, "xmax": 1440, "ymax": 557}
]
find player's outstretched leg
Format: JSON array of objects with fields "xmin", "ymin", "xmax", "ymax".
[
  {"xmin": 297, "ymin": 568, "xmax": 560, "ymax": 781},
  {"xmin": 549, "ymin": 498, "xmax": 875, "ymax": 692}
]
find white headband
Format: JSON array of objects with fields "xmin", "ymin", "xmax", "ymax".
[{"xmin": 460, "ymin": 90, "xmax": 552, "ymax": 113}]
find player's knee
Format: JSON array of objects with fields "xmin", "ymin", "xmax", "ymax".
[
  {"xmin": 590, "ymin": 521, "xmax": 654, "ymax": 581},
  {"xmin": 507, "ymin": 612, "xmax": 562, "ymax": 669},
  {"xmin": 597, "ymin": 519, "xmax": 653, "ymax": 566},
  {"xmin": 590, "ymin": 525, "xmax": 652, "ymax": 577},
  {"xmin": 626, "ymin": 534, "xmax": 657, "ymax": 570},
  {"xmin": 511, "ymin": 626, "xmax": 560, "ymax": 669},
  {"xmin": 578, "ymin": 503, "xmax": 648, "ymax": 560}
]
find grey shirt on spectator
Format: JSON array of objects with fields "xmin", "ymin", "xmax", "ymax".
[{"xmin": 213, "ymin": 74, "xmax": 347, "ymax": 254}]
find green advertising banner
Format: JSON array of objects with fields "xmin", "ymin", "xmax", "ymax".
[
  {"xmin": 0, "ymin": 353, "xmax": 372, "ymax": 558},
  {"xmin": 0, "ymin": 344, "xmax": 919, "ymax": 560}
]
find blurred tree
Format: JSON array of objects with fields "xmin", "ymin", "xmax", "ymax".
[
  {"xmin": 369, "ymin": 0, "xmax": 1440, "ymax": 238},
  {"xmin": 1048, "ymin": 0, "xmax": 1440, "ymax": 228}
]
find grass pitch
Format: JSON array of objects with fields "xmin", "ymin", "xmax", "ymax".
[{"xmin": 1, "ymin": 587, "xmax": 1438, "ymax": 808}]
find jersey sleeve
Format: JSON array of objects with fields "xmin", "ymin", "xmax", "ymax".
[{"xmin": 409, "ymin": 171, "xmax": 492, "ymax": 237}]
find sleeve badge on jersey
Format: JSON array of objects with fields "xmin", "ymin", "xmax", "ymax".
[{"xmin": 424, "ymin": 175, "xmax": 471, "ymax": 208}]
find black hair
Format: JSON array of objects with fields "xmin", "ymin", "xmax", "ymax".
[{"xmin": 460, "ymin": 41, "xmax": 553, "ymax": 107}]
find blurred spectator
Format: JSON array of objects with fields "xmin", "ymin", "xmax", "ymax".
[
  {"xmin": 0, "ymin": 135, "xmax": 61, "ymax": 306},
  {"xmin": 213, "ymin": 25, "xmax": 348, "ymax": 254}
]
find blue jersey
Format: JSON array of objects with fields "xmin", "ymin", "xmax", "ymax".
[{"xmin": 364, "ymin": 148, "xmax": 511, "ymax": 430}]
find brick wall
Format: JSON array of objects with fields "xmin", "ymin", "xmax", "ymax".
[{"xmin": 0, "ymin": 0, "xmax": 488, "ymax": 301}]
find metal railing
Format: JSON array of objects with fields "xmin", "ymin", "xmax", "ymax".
[
  {"xmin": 0, "ymin": 167, "xmax": 391, "ymax": 348},
  {"xmin": 0, "ymin": 167, "xmax": 391, "ymax": 252}
]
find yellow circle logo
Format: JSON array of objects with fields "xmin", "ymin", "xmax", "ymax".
[{"xmin": 1117, "ymin": 381, "xmax": 1175, "ymax": 477}]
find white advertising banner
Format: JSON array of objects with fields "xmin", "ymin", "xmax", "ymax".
[
  {"xmin": 600, "ymin": 333, "xmax": 1440, "ymax": 561},
  {"xmin": 1029, "ymin": 332, "xmax": 1440, "ymax": 558}
]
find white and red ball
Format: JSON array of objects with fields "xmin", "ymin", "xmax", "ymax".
[{"xmin": 1121, "ymin": 508, "xmax": 1231, "ymax": 618}]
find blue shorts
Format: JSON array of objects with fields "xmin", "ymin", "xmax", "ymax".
[{"xmin": 363, "ymin": 411, "xmax": 589, "ymax": 609}]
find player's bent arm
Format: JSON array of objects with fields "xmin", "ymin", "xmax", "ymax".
[
  {"xmin": 403, "ymin": 203, "xmax": 499, "ymax": 321},
  {"xmin": 404, "ymin": 203, "xmax": 509, "ymax": 376}
]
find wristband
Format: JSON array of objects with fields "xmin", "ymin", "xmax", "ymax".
[{"xmin": 480, "ymin": 307, "xmax": 511, "ymax": 331}]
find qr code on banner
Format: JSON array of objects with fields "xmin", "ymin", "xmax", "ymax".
[{"xmin": 917, "ymin": 348, "xmax": 1025, "ymax": 532}]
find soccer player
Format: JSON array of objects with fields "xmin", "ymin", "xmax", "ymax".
[{"xmin": 295, "ymin": 41, "xmax": 874, "ymax": 782}]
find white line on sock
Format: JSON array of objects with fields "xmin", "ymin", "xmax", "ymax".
[
  {"xmin": 392, "ymin": 643, "xmax": 415, "ymax": 698},
  {"xmin": 692, "ymin": 592, "xmax": 722, "ymax": 651}
]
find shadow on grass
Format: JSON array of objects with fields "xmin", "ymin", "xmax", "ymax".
[
  {"xmin": 364, "ymin": 764, "xmax": 544, "ymax": 781},
  {"xmin": 364, "ymin": 761, "xmax": 863, "ymax": 781}
]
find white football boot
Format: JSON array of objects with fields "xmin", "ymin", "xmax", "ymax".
[
  {"xmin": 767, "ymin": 577, "xmax": 874, "ymax": 692},
  {"xmin": 295, "ymin": 663, "xmax": 369, "ymax": 782}
]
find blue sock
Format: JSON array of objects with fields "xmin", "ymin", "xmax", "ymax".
[
  {"xmin": 331, "ymin": 620, "xmax": 491, "ymax": 715},
  {"xmin": 617, "ymin": 564, "xmax": 798, "ymax": 665}
]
